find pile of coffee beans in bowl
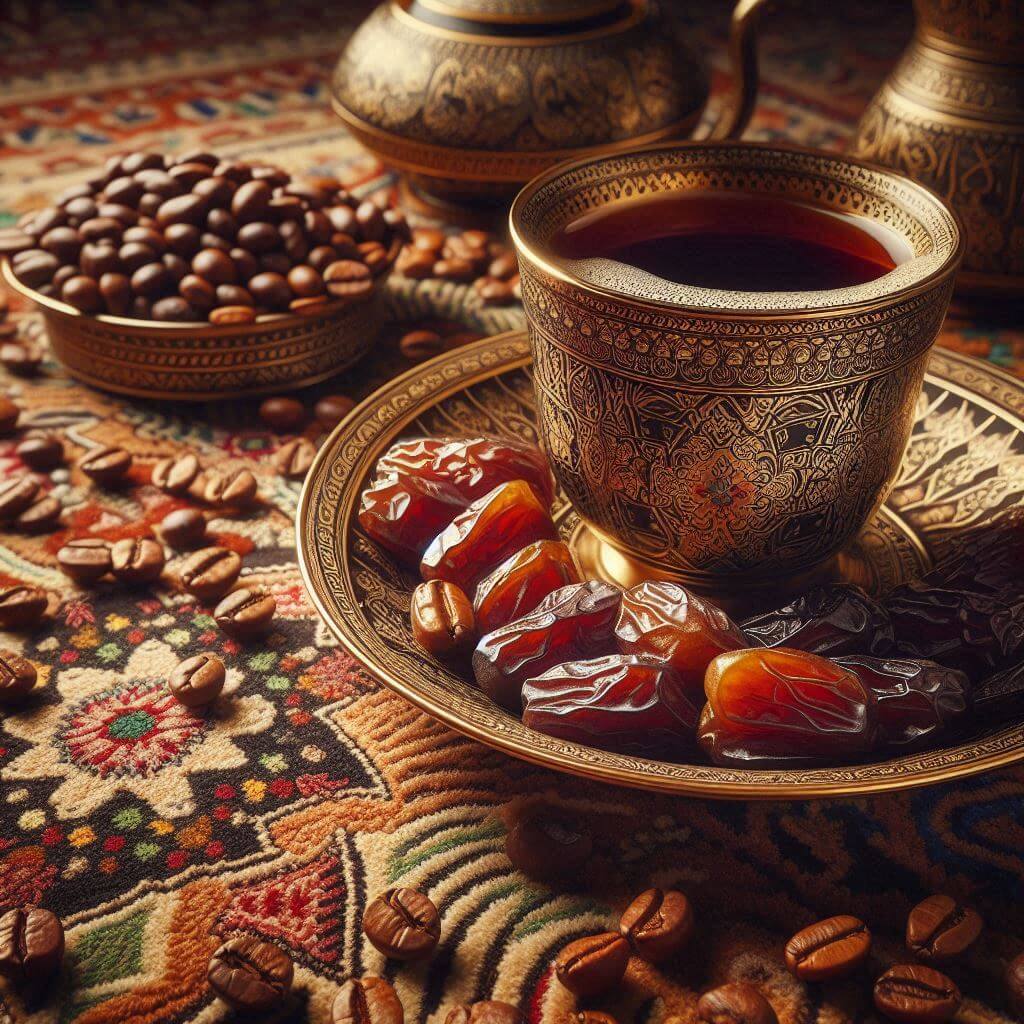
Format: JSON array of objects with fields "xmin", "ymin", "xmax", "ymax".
[{"xmin": 0, "ymin": 150, "xmax": 410, "ymax": 325}]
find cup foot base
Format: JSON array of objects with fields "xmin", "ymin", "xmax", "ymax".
[{"xmin": 570, "ymin": 522, "xmax": 843, "ymax": 619}]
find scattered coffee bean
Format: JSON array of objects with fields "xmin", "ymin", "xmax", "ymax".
[
  {"xmin": 273, "ymin": 436, "xmax": 316, "ymax": 480},
  {"xmin": 207, "ymin": 936, "xmax": 293, "ymax": 1013},
  {"xmin": 475, "ymin": 277, "xmax": 516, "ymax": 307},
  {"xmin": 0, "ymin": 395, "xmax": 21, "ymax": 435},
  {"xmin": 57, "ymin": 538, "xmax": 113, "ymax": 583},
  {"xmin": 504, "ymin": 803, "xmax": 592, "ymax": 881},
  {"xmin": 1006, "ymin": 951, "xmax": 1024, "ymax": 1018},
  {"xmin": 16, "ymin": 433, "xmax": 64, "ymax": 471},
  {"xmin": 1, "ymin": 342, "xmax": 43, "ymax": 376},
  {"xmin": 110, "ymin": 537, "xmax": 165, "ymax": 585},
  {"xmin": 619, "ymin": 888, "xmax": 694, "ymax": 964},
  {"xmin": 697, "ymin": 983, "xmax": 778, "ymax": 1024},
  {"xmin": 14, "ymin": 493, "xmax": 62, "ymax": 533},
  {"xmin": 259, "ymin": 396, "xmax": 306, "ymax": 432},
  {"xmin": 204, "ymin": 467, "xmax": 258, "ymax": 508},
  {"xmin": 784, "ymin": 914, "xmax": 871, "ymax": 981},
  {"xmin": 159, "ymin": 507, "xmax": 207, "ymax": 549},
  {"xmin": 0, "ymin": 649, "xmax": 37, "ymax": 704},
  {"xmin": 399, "ymin": 329, "xmax": 443, "ymax": 362},
  {"xmin": 433, "ymin": 258, "xmax": 475, "ymax": 282},
  {"xmin": 0, "ymin": 907, "xmax": 64, "ymax": 986},
  {"xmin": 444, "ymin": 1002, "xmax": 526, "ymax": 1024},
  {"xmin": 332, "ymin": 976, "xmax": 404, "ymax": 1024},
  {"xmin": 152, "ymin": 452, "xmax": 200, "ymax": 494},
  {"xmin": 362, "ymin": 887, "xmax": 441, "ymax": 961},
  {"xmin": 168, "ymin": 652, "xmax": 225, "ymax": 707},
  {"xmin": 314, "ymin": 393, "xmax": 355, "ymax": 429},
  {"xmin": 214, "ymin": 587, "xmax": 276, "ymax": 638},
  {"xmin": 179, "ymin": 545, "xmax": 242, "ymax": 601},
  {"xmin": 410, "ymin": 580, "xmax": 475, "ymax": 658},
  {"xmin": 79, "ymin": 445, "xmax": 133, "ymax": 486},
  {"xmin": 874, "ymin": 964, "xmax": 960, "ymax": 1023},
  {"xmin": 0, "ymin": 584, "xmax": 48, "ymax": 629},
  {"xmin": 906, "ymin": 894, "xmax": 982, "ymax": 964},
  {"xmin": 0, "ymin": 476, "xmax": 40, "ymax": 522},
  {"xmin": 554, "ymin": 932, "xmax": 629, "ymax": 998}
]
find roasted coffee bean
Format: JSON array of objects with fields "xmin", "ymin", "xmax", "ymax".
[
  {"xmin": 0, "ymin": 908, "xmax": 64, "ymax": 985},
  {"xmin": 80, "ymin": 216, "xmax": 123, "ymax": 243},
  {"xmin": 100, "ymin": 272, "xmax": 133, "ymax": 315},
  {"xmin": 168, "ymin": 651, "xmax": 225, "ymax": 707},
  {"xmin": 0, "ymin": 584, "xmax": 48, "ymax": 629},
  {"xmin": 358, "ymin": 241, "xmax": 389, "ymax": 275},
  {"xmin": 784, "ymin": 914, "xmax": 870, "ymax": 980},
  {"xmin": 207, "ymin": 936, "xmax": 293, "ymax": 1013},
  {"xmin": 156, "ymin": 193, "xmax": 208, "ymax": 227},
  {"xmin": 1, "ymin": 341, "xmax": 43, "ymax": 376},
  {"xmin": 152, "ymin": 296, "xmax": 198, "ymax": 322},
  {"xmin": 396, "ymin": 247, "xmax": 436, "ymax": 279},
  {"xmin": 477, "ymin": 277, "xmax": 516, "ymax": 307},
  {"xmin": 16, "ymin": 433, "xmax": 64, "ymax": 471},
  {"xmin": 554, "ymin": 932, "xmax": 629, "ymax": 998},
  {"xmin": 209, "ymin": 305, "xmax": 255, "ymax": 325},
  {"xmin": 206, "ymin": 207, "xmax": 237, "ymax": 241},
  {"xmin": 411, "ymin": 580, "xmax": 475, "ymax": 657},
  {"xmin": 273, "ymin": 436, "xmax": 316, "ymax": 480},
  {"xmin": 489, "ymin": 254, "xmax": 518, "ymax": 280},
  {"xmin": 259, "ymin": 251, "xmax": 292, "ymax": 277},
  {"xmin": 433, "ymin": 258, "xmax": 475, "ymax": 282},
  {"xmin": 14, "ymin": 494, "xmax": 62, "ymax": 533},
  {"xmin": 906, "ymin": 894, "xmax": 982, "ymax": 963},
  {"xmin": 697, "ymin": 984, "xmax": 778, "ymax": 1024},
  {"xmin": 249, "ymin": 271, "xmax": 291, "ymax": 309},
  {"xmin": 287, "ymin": 264, "xmax": 324, "ymax": 297},
  {"xmin": 1006, "ymin": 951, "xmax": 1024, "ymax": 1018},
  {"xmin": 11, "ymin": 251, "xmax": 59, "ymax": 288},
  {"xmin": 151, "ymin": 452, "xmax": 200, "ymax": 494},
  {"xmin": 332, "ymin": 976, "xmax": 404, "ymax": 1024},
  {"xmin": 231, "ymin": 180, "xmax": 273, "ymax": 223},
  {"xmin": 314, "ymin": 393, "xmax": 355, "ymax": 429},
  {"xmin": 259, "ymin": 396, "xmax": 306, "ymax": 432},
  {"xmin": 131, "ymin": 261, "xmax": 174, "ymax": 299},
  {"xmin": 179, "ymin": 274, "xmax": 217, "ymax": 310},
  {"xmin": 505, "ymin": 803, "xmax": 592, "ymax": 881},
  {"xmin": 0, "ymin": 396, "xmax": 21, "ymax": 435},
  {"xmin": 444, "ymin": 1002, "xmax": 525, "ymax": 1024},
  {"xmin": 324, "ymin": 259, "xmax": 373, "ymax": 301},
  {"xmin": 412, "ymin": 228, "xmax": 446, "ymax": 251},
  {"xmin": 62, "ymin": 274, "xmax": 105, "ymax": 312},
  {"xmin": 99, "ymin": 202, "xmax": 139, "ymax": 226},
  {"xmin": 180, "ymin": 545, "xmax": 242, "ymax": 602},
  {"xmin": 619, "ymin": 888, "xmax": 694, "ymax": 964},
  {"xmin": 399, "ymin": 329, "xmax": 443, "ymax": 361},
  {"xmin": 57, "ymin": 538, "xmax": 113, "ymax": 583},
  {"xmin": 0, "ymin": 649, "xmax": 37, "ymax": 704},
  {"xmin": 159, "ymin": 507, "xmax": 207, "ymax": 548},
  {"xmin": 79, "ymin": 243, "xmax": 121, "ymax": 278},
  {"xmin": 40, "ymin": 226, "xmax": 82, "ymax": 263},
  {"xmin": 290, "ymin": 295, "xmax": 329, "ymax": 315},
  {"xmin": 119, "ymin": 240, "xmax": 159, "ymax": 273},
  {"xmin": 215, "ymin": 284, "xmax": 252, "ymax": 307},
  {"xmin": 205, "ymin": 468, "xmax": 258, "ymax": 507},
  {"xmin": 238, "ymin": 222, "xmax": 280, "ymax": 255},
  {"xmin": 79, "ymin": 445, "xmax": 133, "ymax": 486},
  {"xmin": 110, "ymin": 537, "xmax": 165, "ymax": 585},
  {"xmin": 192, "ymin": 247, "xmax": 236, "ymax": 285},
  {"xmin": 0, "ymin": 476, "xmax": 39, "ymax": 521},
  {"xmin": 874, "ymin": 964, "xmax": 960, "ymax": 1023},
  {"xmin": 362, "ymin": 887, "xmax": 441, "ymax": 961},
  {"xmin": 214, "ymin": 587, "xmax": 276, "ymax": 638},
  {"xmin": 165, "ymin": 222, "xmax": 202, "ymax": 258}
]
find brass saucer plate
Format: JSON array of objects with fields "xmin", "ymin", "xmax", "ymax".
[{"xmin": 297, "ymin": 331, "xmax": 1024, "ymax": 799}]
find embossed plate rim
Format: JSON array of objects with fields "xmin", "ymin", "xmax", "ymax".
[{"xmin": 296, "ymin": 331, "xmax": 1024, "ymax": 800}]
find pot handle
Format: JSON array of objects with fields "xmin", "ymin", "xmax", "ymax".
[{"xmin": 708, "ymin": 0, "xmax": 772, "ymax": 140}]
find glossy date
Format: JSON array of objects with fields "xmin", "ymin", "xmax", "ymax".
[
  {"xmin": 522, "ymin": 655, "xmax": 700, "ymax": 757},
  {"xmin": 472, "ymin": 580, "xmax": 620, "ymax": 710}
]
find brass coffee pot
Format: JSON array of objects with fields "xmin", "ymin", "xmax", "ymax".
[
  {"xmin": 851, "ymin": 0, "xmax": 1024, "ymax": 297},
  {"xmin": 331, "ymin": 0, "xmax": 767, "ymax": 214}
]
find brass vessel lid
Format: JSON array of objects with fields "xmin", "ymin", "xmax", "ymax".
[{"xmin": 408, "ymin": 0, "xmax": 626, "ymax": 27}]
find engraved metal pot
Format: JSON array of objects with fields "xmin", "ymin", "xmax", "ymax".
[
  {"xmin": 850, "ymin": 0, "xmax": 1024, "ymax": 297},
  {"xmin": 330, "ymin": 0, "xmax": 768, "ymax": 213},
  {"xmin": 510, "ymin": 143, "xmax": 963, "ymax": 600}
]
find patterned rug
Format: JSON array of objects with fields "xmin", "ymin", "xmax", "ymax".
[{"xmin": 1, "ymin": 3, "xmax": 1022, "ymax": 1023}]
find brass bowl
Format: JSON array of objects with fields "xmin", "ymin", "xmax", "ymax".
[
  {"xmin": 295, "ymin": 331, "xmax": 1024, "ymax": 799},
  {"xmin": 2, "ymin": 260, "xmax": 391, "ymax": 402},
  {"xmin": 510, "ymin": 142, "xmax": 964, "ymax": 601}
]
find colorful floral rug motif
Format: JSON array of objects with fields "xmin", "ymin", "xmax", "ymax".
[{"xmin": 1, "ymin": 3, "xmax": 1022, "ymax": 1023}]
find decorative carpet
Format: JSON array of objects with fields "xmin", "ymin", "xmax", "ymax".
[{"xmin": 0, "ymin": 3, "xmax": 1022, "ymax": 1023}]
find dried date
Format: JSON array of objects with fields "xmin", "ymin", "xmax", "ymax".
[
  {"xmin": 616, "ymin": 581, "xmax": 746, "ymax": 699},
  {"xmin": 522, "ymin": 655, "xmax": 701, "ymax": 757},
  {"xmin": 742, "ymin": 583, "xmax": 894, "ymax": 658},
  {"xmin": 420, "ymin": 479, "xmax": 557, "ymax": 593},
  {"xmin": 698, "ymin": 647, "xmax": 878, "ymax": 768},
  {"xmin": 474, "ymin": 539, "xmax": 580, "ymax": 634},
  {"xmin": 472, "ymin": 580, "xmax": 620, "ymax": 710}
]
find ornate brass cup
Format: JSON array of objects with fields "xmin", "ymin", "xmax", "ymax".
[{"xmin": 510, "ymin": 143, "xmax": 963, "ymax": 602}]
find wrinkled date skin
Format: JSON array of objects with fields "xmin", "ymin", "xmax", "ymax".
[
  {"xmin": 358, "ymin": 472, "xmax": 468, "ymax": 564},
  {"xmin": 698, "ymin": 647, "xmax": 878, "ymax": 768},
  {"xmin": 921, "ymin": 507, "xmax": 1023, "ymax": 596},
  {"xmin": 742, "ymin": 583, "xmax": 894, "ymax": 658},
  {"xmin": 421, "ymin": 480, "xmax": 558, "ymax": 593},
  {"xmin": 473, "ymin": 580, "xmax": 620, "ymax": 710},
  {"xmin": 522, "ymin": 655, "xmax": 701, "ymax": 757},
  {"xmin": 376, "ymin": 435, "xmax": 555, "ymax": 507},
  {"xmin": 835, "ymin": 655, "xmax": 970, "ymax": 751},
  {"xmin": 474, "ymin": 539, "xmax": 581, "ymax": 634},
  {"xmin": 616, "ymin": 581, "xmax": 746, "ymax": 699}
]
